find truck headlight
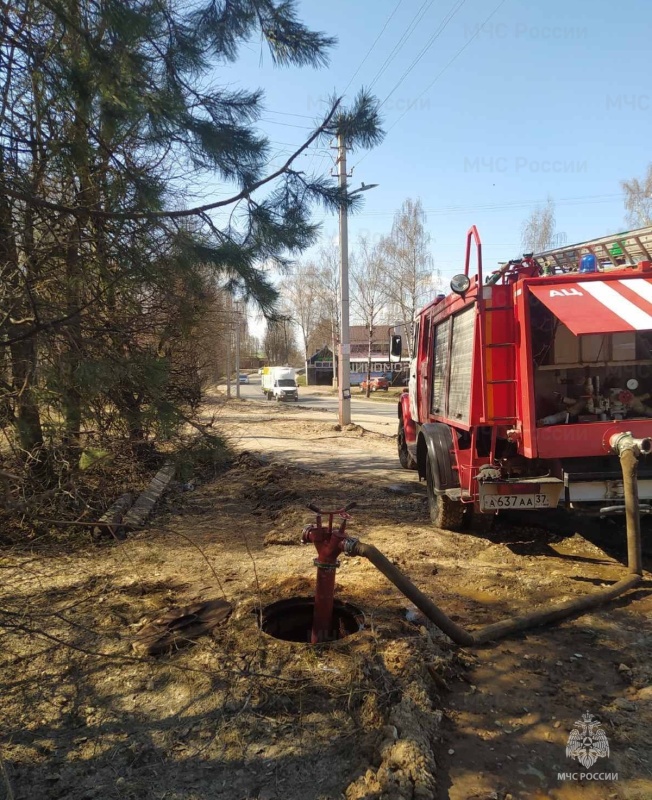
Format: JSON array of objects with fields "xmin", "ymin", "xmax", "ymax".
[{"xmin": 450, "ymin": 274, "xmax": 471, "ymax": 295}]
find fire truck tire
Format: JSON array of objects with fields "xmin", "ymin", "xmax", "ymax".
[
  {"xmin": 398, "ymin": 419, "xmax": 417, "ymax": 470},
  {"xmin": 426, "ymin": 457, "xmax": 466, "ymax": 531}
]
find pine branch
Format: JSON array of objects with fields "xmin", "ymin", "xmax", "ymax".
[{"xmin": 0, "ymin": 100, "xmax": 342, "ymax": 220}]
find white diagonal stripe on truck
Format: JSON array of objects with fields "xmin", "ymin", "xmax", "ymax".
[
  {"xmin": 619, "ymin": 277, "xmax": 652, "ymax": 306},
  {"xmin": 582, "ymin": 281, "xmax": 652, "ymax": 330}
]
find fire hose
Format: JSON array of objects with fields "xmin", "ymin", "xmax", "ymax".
[{"xmin": 304, "ymin": 432, "xmax": 647, "ymax": 646}]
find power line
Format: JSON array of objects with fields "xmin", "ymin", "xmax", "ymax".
[
  {"xmin": 342, "ymin": 0, "xmax": 405, "ymax": 95},
  {"xmin": 388, "ymin": 0, "xmax": 509, "ymax": 129},
  {"xmin": 259, "ymin": 118, "xmax": 315, "ymax": 130},
  {"xmin": 380, "ymin": 0, "xmax": 468, "ymax": 109},
  {"xmin": 353, "ymin": 0, "xmax": 509, "ymax": 172},
  {"xmin": 367, "ymin": 0, "xmax": 438, "ymax": 91},
  {"xmin": 267, "ymin": 139, "xmax": 326, "ymax": 148},
  {"xmin": 263, "ymin": 109, "xmax": 316, "ymax": 120},
  {"xmin": 310, "ymin": 193, "xmax": 625, "ymax": 222}
]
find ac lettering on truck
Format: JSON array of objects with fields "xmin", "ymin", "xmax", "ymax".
[{"xmin": 550, "ymin": 288, "xmax": 583, "ymax": 297}]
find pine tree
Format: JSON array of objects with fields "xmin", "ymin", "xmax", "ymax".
[{"xmin": 0, "ymin": 1, "xmax": 383, "ymax": 470}]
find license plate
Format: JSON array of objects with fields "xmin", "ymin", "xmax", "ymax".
[{"xmin": 481, "ymin": 493, "xmax": 551, "ymax": 510}]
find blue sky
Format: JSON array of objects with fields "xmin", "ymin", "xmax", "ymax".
[{"xmin": 215, "ymin": 0, "xmax": 652, "ymax": 323}]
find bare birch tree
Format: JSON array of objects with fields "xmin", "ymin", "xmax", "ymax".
[
  {"xmin": 521, "ymin": 197, "xmax": 557, "ymax": 253},
  {"xmin": 351, "ymin": 238, "xmax": 387, "ymax": 397},
  {"xmin": 378, "ymin": 198, "xmax": 436, "ymax": 354},
  {"xmin": 314, "ymin": 243, "xmax": 341, "ymax": 384},
  {"xmin": 622, "ymin": 164, "xmax": 652, "ymax": 227},
  {"xmin": 283, "ymin": 262, "xmax": 321, "ymax": 365}
]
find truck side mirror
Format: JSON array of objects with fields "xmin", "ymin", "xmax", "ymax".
[{"xmin": 390, "ymin": 334, "xmax": 402, "ymax": 362}]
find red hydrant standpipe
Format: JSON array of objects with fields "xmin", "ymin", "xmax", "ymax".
[
  {"xmin": 302, "ymin": 502, "xmax": 356, "ymax": 643},
  {"xmin": 303, "ymin": 433, "xmax": 648, "ymax": 647}
]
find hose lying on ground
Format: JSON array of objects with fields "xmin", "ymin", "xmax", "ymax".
[{"xmin": 347, "ymin": 435, "xmax": 646, "ymax": 646}]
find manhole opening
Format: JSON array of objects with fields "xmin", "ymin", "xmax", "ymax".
[{"xmin": 258, "ymin": 596, "xmax": 364, "ymax": 643}]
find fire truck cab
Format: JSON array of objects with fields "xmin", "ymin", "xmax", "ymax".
[{"xmin": 397, "ymin": 225, "xmax": 652, "ymax": 530}]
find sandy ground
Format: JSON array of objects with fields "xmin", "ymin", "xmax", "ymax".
[{"xmin": 1, "ymin": 396, "xmax": 651, "ymax": 800}]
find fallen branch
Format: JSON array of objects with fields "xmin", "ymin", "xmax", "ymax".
[
  {"xmin": 0, "ymin": 470, "xmax": 21, "ymax": 482},
  {"xmin": 32, "ymin": 518, "xmax": 123, "ymax": 530}
]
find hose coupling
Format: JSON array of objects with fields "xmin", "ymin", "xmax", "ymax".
[
  {"xmin": 343, "ymin": 537, "xmax": 360, "ymax": 555},
  {"xmin": 301, "ymin": 523, "xmax": 317, "ymax": 544},
  {"xmin": 609, "ymin": 431, "xmax": 652, "ymax": 457}
]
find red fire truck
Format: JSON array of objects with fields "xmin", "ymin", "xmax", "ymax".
[{"xmin": 396, "ymin": 225, "xmax": 652, "ymax": 529}]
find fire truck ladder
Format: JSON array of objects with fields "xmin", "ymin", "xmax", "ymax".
[
  {"xmin": 481, "ymin": 301, "xmax": 517, "ymax": 426},
  {"xmin": 532, "ymin": 224, "xmax": 652, "ymax": 273},
  {"xmin": 464, "ymin": 225, "xmax": 517, "ymax": 431}
]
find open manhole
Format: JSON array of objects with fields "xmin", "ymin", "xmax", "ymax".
[{"xmin": 259, "ymin": 597, "xmax": 364, "ymax": 643}]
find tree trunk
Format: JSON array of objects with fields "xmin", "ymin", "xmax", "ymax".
[
  {"xmin": 61, "ymin": 219, "xmax": 83, "ymax": 454},
  {"xmin": 0, "ymin": 185, "xmax": 44, "ymax": 456},
  {"xmin": 9, "ymin": 335, "xmax": 44, "ymax": 454},
  {"xmin": 119, "ymin": 390, "xmax": 145, "ymax": 446}
]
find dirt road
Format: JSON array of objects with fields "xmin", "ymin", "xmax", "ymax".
[{"xmin": 1, "ymin": 396, "xmax": 651, "ymax": 800}]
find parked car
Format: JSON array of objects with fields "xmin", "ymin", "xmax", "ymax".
[
  {"xmin": 238, "ymin": 374, "xmax": 249, "ymax": 384},
  {"xmin": 360, "ymin": 376, "xmax": 389, "ymax": 392}
]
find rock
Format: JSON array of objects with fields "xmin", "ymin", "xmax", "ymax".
[
  {"xmin": 618, "ymin": 663, "xmax": 632, "ymax": 673},
  {"xmin": 448, "ymin": 748, "xmax": 455, "ymax": 755},
  {"xmin": 405, "ymin": 606, "xmax": 425, "ymax": 624},
  {"xmin": 613, "ymin": 698, "xmax": 636, "ymax": 711},
  {"xmin": 381, "ymin": 725, "xmax": 398, "ymax": 741}
]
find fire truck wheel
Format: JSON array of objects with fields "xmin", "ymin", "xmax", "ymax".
[
  {"xmin": 426, "ymin": 457, "xmax": 466, "ymax": 531},
  {"xmin": 398, "ymin": 419, "xmax": 417, "ymax": 470}
]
